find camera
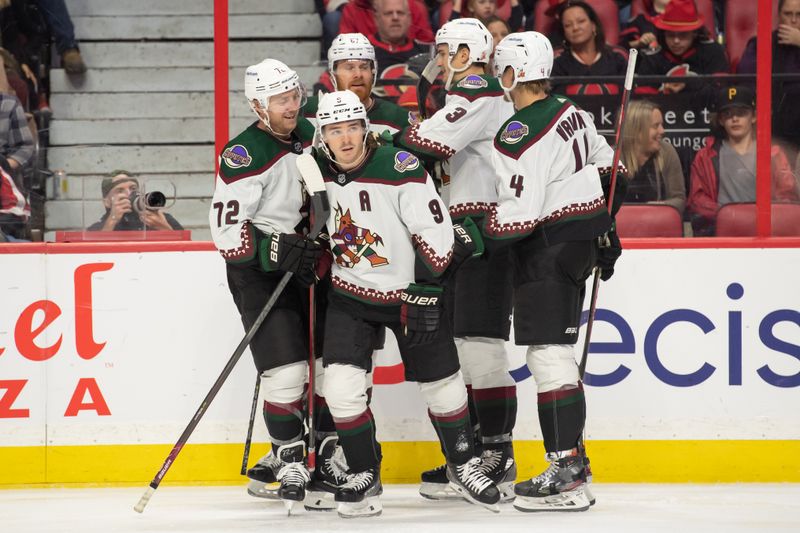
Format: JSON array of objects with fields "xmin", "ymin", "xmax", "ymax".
[{"xmin": 129, "ymin": 191, "xmax": 166, "ymax": 214}]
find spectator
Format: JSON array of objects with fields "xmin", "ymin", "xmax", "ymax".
[
  {"xmin": 620, "ymin": 0, "xmax": 670, "ymax": 50},
  {"xmin": 321, "ymin": 0, "xmax": 350, "ymax": 59},
  {"xmin": 1, "ymin": 0, "xmax": 49, "ymax": 113},
  {"xmin": 688, "ymin": 86, "xmax": 800, "ymax": 235},
  {"xmin": 484, "ymin": 15, "xmax": 510, "ymax": 50},
  {"xmin": 87, "ymin": 171, "xmax": 183, "ymax": 232},
  {"xmin": 368, "ymin": 0, "xmax": 429, "ymax": 89},
  {"xmin": 33, "ymin": 0, "xmax": 86, "ymax": 75},
  {"xmin": 340, "ymin": 0, "xmax": 435, "ymax": 44},
  {"xmin": 550, "ymin": 1, "xmax": 628, "ymax": 95},
  {"xmin": 0, "ymin": 90, "xmax": 34, "ymax": 176},
  {"xmin": 0, "ymin": 159, "xmax": 30, "ymax": 241},
  {"xmin": 619, "ymin": 99, "xmax": 686, "ymax": 214},
  {"xmin": 738, "ymin": 0, "xmax": 800, "ymax": 146},
  {"xmin": 446, "ymin": 0, "xmax": 523, "ymax": 31},
  {"xmin": 636, "ymin": 0, "xmax": 728, "ymax": 95}
]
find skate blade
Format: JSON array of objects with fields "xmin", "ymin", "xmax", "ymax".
[
  {"xmin": 337, "ymin": 496, "xmax": 382, "ymax": 518},
  {"xmin": 448, "ymin": 482, "xmax": 500, "ymax": 514},
  {"xmin": 584, "ymin": 484, "xmax": 596, "ymax": 506},
  {"xmin": 419, "ymin": 482, "xmax": 463, "ymax": 501},
  {"xmin": 513, "ymin": 488, "xmax": 591, "ymax": 513},
  {"xmin": 247, "ymin": 480, "xmax": 280, "ymax": 500},
  {"xmin": 304, "ymin": 490, "xmax": 336, "ymax": 511},
  {"xmin": 497, "ymin": 481, "xmax": 516, "ymax": 503}
]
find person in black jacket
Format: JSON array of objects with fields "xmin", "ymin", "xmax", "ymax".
[{"xmin": 87, "ymin": 171, "xmax": 183, "ymax": 232}]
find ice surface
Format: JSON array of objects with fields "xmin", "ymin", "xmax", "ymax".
[{"xmin": 1, "ymin": 484, "xmax": 798, "ymax": 533}]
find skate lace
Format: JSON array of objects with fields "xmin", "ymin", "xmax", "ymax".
[
  {"xmin": 258, "ymin": 452, "xmax": 283, "ymax": 470},
  {"xmin": 530, "ymin": 461, "xmax": 560, "ymax": 485},
  {"xmin": 477, "ymin": 449, "xmax": 502, "ymax": 475},
  {"xmin": 324, "ymin": 446, "xmax": 349, "ymax": 483},
  {"xmin": 457, "ymin": 457, "xmax": 493, "ymax": 493},
  {"xmin": 341, "ymin": 470, "xmax": 374, "ymax": 491},
  {"xmin": 277, "ymin": 462, "xmax": 311, "ymax": 486}
]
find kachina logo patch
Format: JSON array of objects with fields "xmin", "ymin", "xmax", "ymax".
[
  {"xmin": 457, "ymin": 75, "xmax": 488, "ymax": 90},
  {"xmin": 500, "ymin": 121, "xmax": 529, "ymax": 144},
  {"xmin": 394, "ymin": 151, "xmax": 419, "ymax": 172},
  {"xmin": 222, "ymin": 145, "xmax": 252, "ymax": 168}
]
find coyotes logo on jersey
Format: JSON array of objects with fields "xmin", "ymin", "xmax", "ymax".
[{"xmin": 331, "ymin": 204, "xmax": 389, "ymax": 268}]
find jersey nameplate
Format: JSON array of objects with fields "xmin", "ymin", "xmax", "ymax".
[
  {"xmin": 394, "ymin": 151, "xmax": 420, "ymax": 172},
  {"xmin": 222, "ymin": 144, "xmax": 253, "ymax": 168}
]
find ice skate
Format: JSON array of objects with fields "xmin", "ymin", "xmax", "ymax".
[
  {"xmin": 447, "ymin": 457, "xmax": 501, "ymax": 512},
  {"xmin": 275, "ymin": 442, "xmax": 311, "ymax": 515},
  {"xmin": 513, "ymin": 448, "xmax": 591, "ymax": 513},
  {"xmin": 335, "ymin": 466, "xmax": 383, "ymax": 518},
  {"xmin": 304, "ymin": 436, "xmax": 349, "ymax": 511},
  {"xmin": 477, "ymin": 443, "xmax": 517, "ymax": 502},
  {"xmin": 245, "ymin": 450, "xmax": 282, "ymax": 500},
  {"xmin": 419, "ymin": 464, "xmax": 462, "ymax": 500}
]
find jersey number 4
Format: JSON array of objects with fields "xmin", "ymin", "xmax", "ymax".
[
  {"xmin": 510, "ymin": 174, "xmax": 524, "ymax": 198},
  {"xmin": 212, "ymin": 200, "xmax": 240, "ymax": 226}
]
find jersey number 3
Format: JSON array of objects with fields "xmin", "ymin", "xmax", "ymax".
[{"xmin": 213, "ymin": 200, "xmax": 239, "ymax": 226}]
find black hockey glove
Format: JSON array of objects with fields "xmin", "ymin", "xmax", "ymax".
[
  {"xmin": 259, "ymin": 232, "xmax": 323, "ymax": 287},
  {"xmin": 444, "ymin": 217, "xmax": 484, "ymax": 280},
  {"xmin": 596, "ymin": 226, "xmax": 622, "ymax": 281},
  {"xmin": 400, "ymin": 283, "xmax": 444, "ymax": 347}
]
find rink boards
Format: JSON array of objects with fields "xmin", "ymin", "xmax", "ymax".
[{"xmin": 0, "ymin": 242, "xmax": 798, "ymax": 485}]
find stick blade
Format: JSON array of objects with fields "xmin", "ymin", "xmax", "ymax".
[
  {"xmin": 296, "ymin": 153, "xmax": 325, "ymax": 195},
  {"xmin": 134, "ymin": 486, "xmax": 155, "ymax": 513}
]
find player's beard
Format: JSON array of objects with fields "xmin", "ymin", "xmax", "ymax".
[{"xmin": 345, "ymin": 82, "xmax": 371, "ymax": 103}]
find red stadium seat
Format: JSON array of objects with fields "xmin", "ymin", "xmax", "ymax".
[
  {"xmin": 725, "ymin": 0, "xmax": 780, "ymax": 72},
  {"xmin": 615, "ymin": 204, "xmax": 684, "ymax": 237},
  {"xmin": 533, "ymin": 0, "xmax": 620, "ymax": 46},
  {"xmin": 630, "ymin": 0, "xmax": 716, "ymax": 40},
  {"xmin": 714, "ymin": 203, "xmax": 800, "ymax": 236}
]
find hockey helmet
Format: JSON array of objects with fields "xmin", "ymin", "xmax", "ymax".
[
  {"xmin": 316, "ymin": 90, "xmax": 370, "ymax": 163},
  {"xmin": 435, "ymin": 18, "xmax": 493, "ymax": 66},
  {"xmin": 244, "ymin": 59, "xmax": 306, "ymax": 123},
  {"xmin": 327, "ymin": 33, "xmax": 378, "ymax": 90},
  {"xmin": 493, "ymin": 32, "xmax": 553, "ymax": 92}
]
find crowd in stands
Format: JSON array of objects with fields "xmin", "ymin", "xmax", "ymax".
[{"xmin": 314, "ymin": 0, "xmax": 800, "ymax": 236}]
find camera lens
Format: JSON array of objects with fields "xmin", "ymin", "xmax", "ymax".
[{"xmin": 145, "ymin": 191, "xmax": 166, "ymax": 208}]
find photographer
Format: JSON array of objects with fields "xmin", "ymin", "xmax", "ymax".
[{"xmin": 87, "ymin": 170, "xmax": 182, "ymax": 232}]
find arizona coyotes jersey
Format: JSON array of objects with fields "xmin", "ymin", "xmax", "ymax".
[
  {"xmin": 395, "ymin": 74, "xmax": 514, "ymax": 220},
  {"xmin": 304, "ymin": 94, "xmax": 417, "ymax": 135},
  {"xmin": 485, "ymin": 95, "xmax": 614, "ymax": 245},
  {"xmin": 209, "ymin": 119, "xmax": 314, "ymax": 263},
  {"xmin": 317, "ymin": 145, "xmax": 453, "ymax": 306}
]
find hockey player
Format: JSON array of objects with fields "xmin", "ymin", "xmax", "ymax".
[
  {"xmin": 484, "ymin": 31, "xmax": 623, "ymax": 512},
  {"xmin": 304, "ymin": 33, "xmax": 417, "ymax": 136},
  {"xmin": 313, "ymin": 90, "xmax": 500, "ymax": 518},
  {"xmin": 209, "ymin": 58, "xmax": 335, "ymax": 512},
  {"xmin": 393, "ymin": 18, "xmax": 518, "ymax": 502}
]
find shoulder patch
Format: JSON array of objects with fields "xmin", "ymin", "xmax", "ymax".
[
  {"xmin": 222, "ymin": 144, "xmax": 253, "ymax": 168},
  {"xmin": 457, "ymin": 74, "xmax": 488, "ymax": 90},
  {"xmin": 393, "ymin": 151, "xmax": 420, "ymax": 172},
  {"xmin": 500, "ymin": 121, "xmax": 529, "ymax": 145},
  {"xmin": 408, "ymin": 111, "xmax": 420, "ymax": 125}
]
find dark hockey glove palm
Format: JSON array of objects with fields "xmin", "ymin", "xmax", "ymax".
[
  {"xmin": 259, "ymin": 232, "xmax": 323, "ymax": 287},
  {"xmin": 400, "ymin": 283, "xmax": 444, "ymax": 347},
  {"xmin": 596, "ymin": 227, "xmax": 622, "ymax": 281}
]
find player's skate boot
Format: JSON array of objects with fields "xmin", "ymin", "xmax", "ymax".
[
  {"xmin": 477, "ymin": 442, "xmax": 517, "ymax": 502},
  {"xmin": 579, "ymin": 444, "xmax": 596, "ymax": 506},
  {"xmin": 513, "ymin": 448, "xmax": 592, "ymax": 513},
  {"xmin": 304, "ymin": 436, "xmax": 349, "ymax": 511},
  {"xmin": 447, "ymin": 457, "xmax": 501, "ymax": 512},
  {"xmin": 335, "ymin": 466, "xmax": 383, "ymax": 518},
  {"xmin": 275, "ymin": 442, "xmax": 311, "ymax": 515},
  {"xmin": 419, "ymin": 464, "xmax": 461, "ymax": 500},
  {"xmin": 246, "ymin": 450, "xmax": 282, "ymax": 499}
]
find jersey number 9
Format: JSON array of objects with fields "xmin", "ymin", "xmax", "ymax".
[{"xmin": 428, "ymin": 200, "xmax": 444, "ymax": 223}]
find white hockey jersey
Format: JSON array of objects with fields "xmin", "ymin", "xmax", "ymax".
[
  {"xmin": 485, "ymin": 95, "xmax": 615, "ymax": 244},
  {"xmin": 396, "ymin": 73, "xmax": 514, "ymax": 219},
  {"xmin": 209, "ymin": 119, "xmax": 314, "ymax": 263},
  {"xmin": 317, "ymin": 145, "xmax": 454, "ymax": 306}
]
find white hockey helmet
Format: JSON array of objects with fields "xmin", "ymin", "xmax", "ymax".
[
  {"xmin": 327, "ymin": 33, "xmax": 378, "ymax": 90},
  {"xmin": 435, "ymin": 18, "xmax": 493, "ymax": 66},
  {"xmin": 493, "ymin": 32, "xmax": 553, "ymax": 92},
  {"xmin": 315, "ymin": 90, "xmax": 370, "ymax": 164},
  {"xmin": 244, "ymin": 58, "xmax": 306, "ymax": 126}
]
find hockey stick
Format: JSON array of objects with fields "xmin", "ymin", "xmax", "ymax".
[
  {"xmin": 240, "ymin": 372, "xmax": 261, "ymax": 475},
  {"xmin": 416, "ymin": 58, "xmax": 441, "ymax": 120},
  {"xmin": 134, "ymin": 154, "xmax": 329, "ymax": 514},
  {"xmin": 578, "ymin": 49, "xmax": 637, "ymax": 379},
  {"xmin": 296, "ymin": 153, "xmax": 329, "ymax": 475}
]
